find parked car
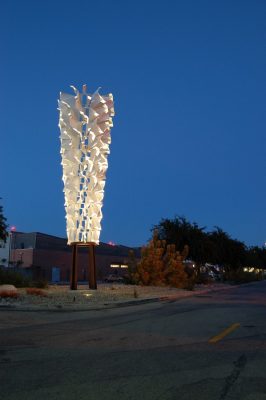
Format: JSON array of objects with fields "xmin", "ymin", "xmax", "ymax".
[{"xmin": 104, "ymin": 274, "xmax": 124, "ymax": 283}]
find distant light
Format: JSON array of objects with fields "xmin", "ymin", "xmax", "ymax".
[
  {"xmin": 83, "ymin": 293, "xmax": 92, "ymax": 297},
  {"xmin": 10, "ymin": 226, "xmax": 16, "ymax": 232},
  {"xmin": 110, "ymin": 264, "xmax": 128, "ymax": 269},
  {"xmin": 108, "ymin": 241, "xmax": 116, "ymax": 246}
]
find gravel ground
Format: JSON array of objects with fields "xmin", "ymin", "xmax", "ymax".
[{"xmin": 0, "ymin": 282, "xmax": 233, "ymax": 310}]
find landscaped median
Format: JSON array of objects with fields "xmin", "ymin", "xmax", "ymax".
[{"xmin": 0, "ymin": 282, "xmax": 236, "ymax": 311}]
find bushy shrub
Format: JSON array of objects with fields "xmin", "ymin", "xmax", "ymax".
[
  {"xmin": 0, "ymin": 269, "xmax": 49, "ymax": 289},
  {"xmin": 29, "ymin": 280, "xmax": 48, "ymax": 289},
  {"xmin": 0, "ymin": 290, "xmax": 19, "ymax": 299},
  {"xmin": 227, "ymin": 270, "xmax": 264, "ymax": 284},
  {"xmin": 195, "ymin": 273, "xmax": 214, "ymax": 285},
  {"xmin": 0, "ymin": 268, "xmax": 30, "ymax": 287},
  {"xmin": 134, "ymin": 231, "xmax": 192, "ymax": 289}
]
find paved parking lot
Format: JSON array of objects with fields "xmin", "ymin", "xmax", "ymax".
[{"xmin": 1, "ymin": 281, "xmax": 266, "ymax": 399}]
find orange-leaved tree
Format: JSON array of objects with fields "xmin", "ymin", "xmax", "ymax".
[{"xmin": 135, "ymin": 230, "xmax": 189, "ymax": 288}]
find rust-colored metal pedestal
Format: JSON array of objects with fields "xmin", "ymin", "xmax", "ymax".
[{"xmin": 70, "ymin": 242, "xmax": 97, "ymax": 290}]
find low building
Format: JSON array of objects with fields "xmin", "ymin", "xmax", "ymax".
[
  {"xmin": 0, "ymin": 234, "xmax": 10, "ymax": 267},
  {"xmin": 9, "ymin": 232, "xmax": 141, "ymax": 282}
]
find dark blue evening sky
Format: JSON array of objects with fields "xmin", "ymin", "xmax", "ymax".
[{"xmin": 1, "ymin": 0, "xmax": 265, "ymax": 247}]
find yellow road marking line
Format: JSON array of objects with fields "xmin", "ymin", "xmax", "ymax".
[{"xmin": 209, "ymin": 323, "xmax": 240, "ymax": 343}]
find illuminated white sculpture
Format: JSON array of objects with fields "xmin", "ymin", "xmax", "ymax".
[{"xmin": 58, "ymin": 85, "xmax": 114, "ymax": 245}]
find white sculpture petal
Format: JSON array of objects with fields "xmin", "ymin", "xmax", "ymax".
[{"xmin": 58, "ymin": 85, "xmax": 114, "ymax": 245}]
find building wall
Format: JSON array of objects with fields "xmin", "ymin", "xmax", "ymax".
[
  {"xmin": 11, "ymin": 248, "xmax": 130, "ymax": 281},
  {"xmin": 9, "ymin": 231, "xmax": 140, "ymax": 282},
  {"xmin": 0, "ymin": 235, "xmax": 10, "ymax": 267},
  {"xmin": 10, "ymin": 232, "xmax": 36, "ymax": 250},
  {"xmin": 11, "ymin": 248, "xmax": 34, "ymax": 267}
]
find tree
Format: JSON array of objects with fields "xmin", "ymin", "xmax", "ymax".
[
  {"xmin": 245, "ymin": 246, "xmax": 266, "ymax": 269},
  {"xmin": 153, "ymin": 216, "xmax": 257, "ymax": 280},
  {"xmin": 208, "ymin": 227, "xmax": 246, "ymax": 278},
  {"xmin": 154, "ymin": 216, "xmax": 211, "ymax": 274},
  {"xmin": 164, "ymin": 243, "xmax": 189, "ymax": 287},
  {"xmin": 0, "ymin": 199, "xmax": 8, "ymax": 242}
]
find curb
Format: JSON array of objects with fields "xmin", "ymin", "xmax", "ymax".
[
  {"xmin": 0, "ymin": 282, "xmax": 261, "ymax": 312},
  {"xmin": 0, "ymin": 297, "xmax": 161, "ymax": 312}
]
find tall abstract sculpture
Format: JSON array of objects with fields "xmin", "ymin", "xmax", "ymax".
[{"xmin": 58, "ymin": 85, "xmax": 115, "ymax": 289}]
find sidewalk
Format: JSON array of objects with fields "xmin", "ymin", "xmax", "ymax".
[{"xmin": 0, "ymin": 282, "xmax": 238, "ymax": 312}]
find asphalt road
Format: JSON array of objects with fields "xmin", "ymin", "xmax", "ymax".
[{"xmin": 1, "ymin": 281, "xmax": 266, "ymax": 400}]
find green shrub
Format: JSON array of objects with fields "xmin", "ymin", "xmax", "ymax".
[
  {"xmin": 0, "ymin": 268, "xmax": 30, "ymax": 287},
  {"xmin": 29, "ymin": 280, "xmax": 48, "ymax": 289},
  {"xmin": 225, "ymin": 270, "xmax": 264, "ymax": 283},
  {"xmin": 0, "ymin": 269, "xmax": 48, "ymax": 289}
]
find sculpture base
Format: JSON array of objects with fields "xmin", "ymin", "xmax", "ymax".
[{"xmin": 70, "ymin": 242, "xmax": 97, "ymax": 290}]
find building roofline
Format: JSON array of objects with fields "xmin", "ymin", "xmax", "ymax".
[{"xmin": 11, "ymin": 231, "xmax": 141, "ymax": 250}]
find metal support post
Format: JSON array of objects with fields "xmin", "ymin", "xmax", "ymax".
[
  {"xmin": 70, "ymin": 244, "xmax": 78, "ymax": 290},
  {"xmin": 88, "ymin": 244, "xmax": 97, "ymax": 289}
]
